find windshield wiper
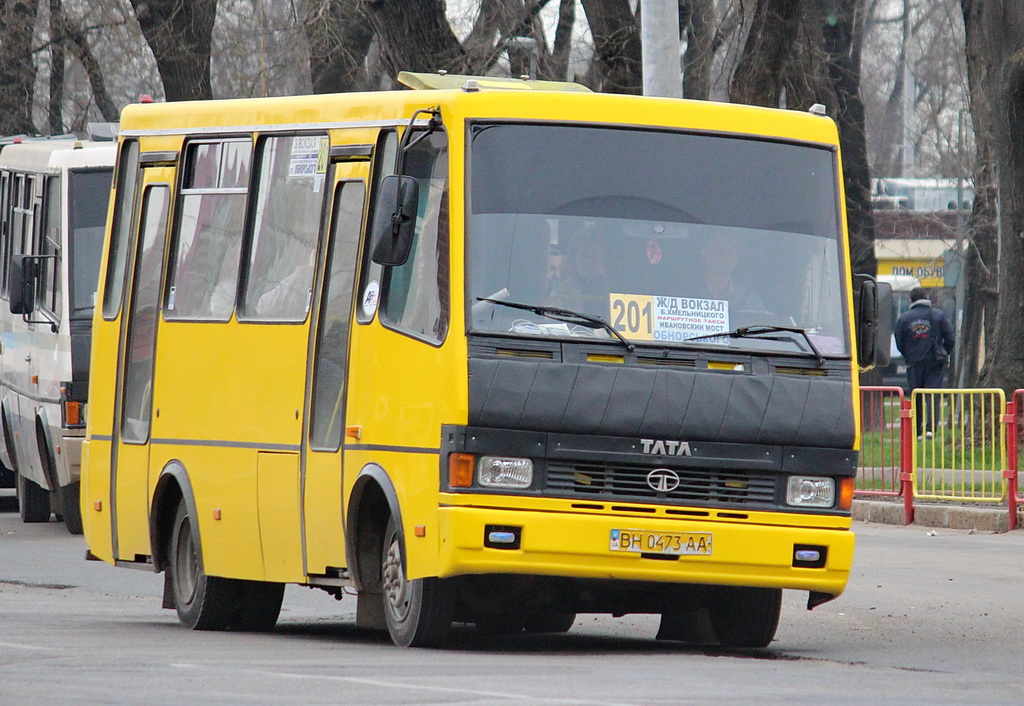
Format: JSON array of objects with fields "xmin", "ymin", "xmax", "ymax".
[
  {"xmin": 686, "ymin": 325, "xmax": 825, "ymax": 367},
  {"xmin": 476, "ymin": 297, "xmax": 635, "ymax": 352}
]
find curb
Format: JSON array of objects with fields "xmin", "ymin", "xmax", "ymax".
[{"xmin": 853, "ymin": 499, "xmax": 1022, "ymax": 532}]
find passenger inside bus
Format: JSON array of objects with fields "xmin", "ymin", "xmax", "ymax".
[
  {"xmin": 547, "ymin": 226, "xmax": 609, "ymax": 315},
  {"xmin": 693, "ymin": 231, "xmax": 766, "ymax": 314}
]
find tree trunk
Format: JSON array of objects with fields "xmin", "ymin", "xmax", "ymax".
[
  {"xmin": 957, "ymin": 0, "xmax": 998, "ymax": 387},
  {"xmin": 49, "ymin": 0, "xmax": 66, "ymax": 134},
  {"xmin": 362, "ymin": 0, "xmax": 466, "ymax": 81},
  {"xmin": 824, "ymin": 0, "xmax": 877, "ymax": 277},
  {"xmin": 305, "ymin": 0, "xmax": 374, "ymax": 94},
  {"xmin": 969, "ymin": 1, "xmax": 1024, "ymax": 392},
  {"xmin": 0, "ymin": 0, "xmax": 40, "ymax": 134},
  {"xmin": 729, "ymin": 0, "xmax": 803, "ymax": 107},
  {"xmin": 680, "ymin": 0, "xmax": 715, "ymax": 100},
  {"xmin": 580, "ymin": 0, "xmax": 642, "ymax": 94},
  {"xmin": 549, "ymin": 0, "xmax": 576, "ymax": 81},
  {"xmin": 129, "ymin": 0, "xmax": 216, "ymax": 101},
  {"xmin": 61, "ymin": 14, "xmax": 119, "ymax": 122}
]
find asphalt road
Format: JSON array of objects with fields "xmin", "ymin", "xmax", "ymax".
[{"xmin": 2, "ymin": 490, "xmax": 1023, "ymax": 705}]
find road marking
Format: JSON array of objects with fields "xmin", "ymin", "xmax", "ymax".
[
  {"xmin": 169, "ymin": 664, "xmax": 648, "ymax": 704},
  {"xmin": 0, "ymin": 641, "xmax": 60, "ymax": 652}
]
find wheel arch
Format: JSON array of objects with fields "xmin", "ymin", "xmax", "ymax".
[
  {"xmin": 34, "ymin": 409, "xmax": 59, "ymax": 491},
  {"xmin": 1, "ymin": 396, "xmax": 20, "ymax": 473},
  {"xmin": 345, "ymin": 463, "xmax": 403, "ymax": 592},
  {"xmin": 150, "ymin": 460, "xmax": 200, "ymax": 574}
]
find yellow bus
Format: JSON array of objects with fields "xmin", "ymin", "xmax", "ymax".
[{"xmin": 82, "ymin": 73, "xmax": 886, "ymax": 648}]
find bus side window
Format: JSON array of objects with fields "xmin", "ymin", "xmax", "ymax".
[
  {"xmin": 356, "ymin": 130, "xmax": 396, "ymax": 324},
  {"xmin": 0, "ymin": 171, "xmax": 8, "ymax": 297},
  {"xmin": 165, "ymin": 139, "xmax": 251, "ymax": 320},
  {"xmin": 241, "ymin": 134, "xmax": 329, "ymax": 322},
  {"xmin": 378, "ymin": 130, "xmax": 449, "ymax": 343},
  {"xmin": 103, "ymin": 140, "xmax": 141, "ymax": 319},
  {"xmin": 38, "ymin": 176, "xmax": 61, "ymax": 317},
  {"xmin": 310, "ymin": 180, "xmax": 365, "ymax": 451}
]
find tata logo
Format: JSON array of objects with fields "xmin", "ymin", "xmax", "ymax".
[
  {"xmin": 640, "ymin": 438, "xmax": 692, "ymax": 456},
  {"xmin": 647, "ymin": 468, "xmax": 681, "ymax": 493}
]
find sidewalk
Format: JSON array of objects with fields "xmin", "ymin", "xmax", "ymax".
[{"xmin": 853, "ymin": 498, "xmax": 1022, "ymax": 532}]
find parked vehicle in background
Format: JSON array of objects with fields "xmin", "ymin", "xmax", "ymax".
[
  {"xmin": 0, "ymin": 137, "xmax": 115, "ymax": 533},
  {"xmin": 878, "ymin": 273, "xmax": 922, "ymax": 390}
]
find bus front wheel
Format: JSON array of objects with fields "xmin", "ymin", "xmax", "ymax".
[
  {"xmin": 380, "ymin": 517, "xmax": 454, "ymax": 647},
  {"xmin": 707, "ymin": 586, "xmax": 782, "ymax": 648},
  {"xmin": 169, "ymin": 501, "xmax": 238, "ymax": 631}
]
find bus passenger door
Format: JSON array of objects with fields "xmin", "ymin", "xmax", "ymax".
[
  {"xmin": 112, "ymin": 170, "xmax": 172, "ymax": 561},
  {"xmin": 302, "ymin": 166, "xmax": 368, "ymax": 576}
]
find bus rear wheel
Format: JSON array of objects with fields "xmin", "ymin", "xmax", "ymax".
[
  {"xmin": 380, "ymin": 518, "xmax": 453, "ymax": 647},
  {"xmin": 706, "ymin": 586, "xmax": 782, "ymax": 648},
  {"xmin": 17, "ymin": 471, "xmax": 51, "ymax": 523},
  {"xmin": 59, "ymin": 481, "xmax": 83, "ymax": 535}
]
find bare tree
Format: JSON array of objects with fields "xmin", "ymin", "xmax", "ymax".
[
  {"xmin": 961, "ymin": 0, "xmax": 1024, "ymax": 392},
  {"xmin": 0, "ymin": 0, "xmax": 40, "ymax": 134},
  {"xmin": 129, "ymin": 0, "xmax": 216, "ymax": 101},
  {"xmin": 362, "ymin": 0, "xmax": 466, "ymax": 79},
  {"xmin": 824, "ymin": 0, "xmax": 877, "ymax": 277},
  {"xmin": 305, "ymin": 0, "xmax": 374, "ymax": 93},
  {"xmin": 580, "ymin": 0, "xmax": 642, "ymax": 93},
  {"xmin": 728, "ymin": 0, "xmax": 803, "ymax": 107}
]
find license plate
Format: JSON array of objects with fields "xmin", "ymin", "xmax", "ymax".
[{"xmin": 610, "ymin": 529, "xmax": 713, "ymax": 556}]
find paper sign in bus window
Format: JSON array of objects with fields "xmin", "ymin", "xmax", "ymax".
[{"xmin": 610, "ymin": 293, "xmax": 730, "ymax": 343}]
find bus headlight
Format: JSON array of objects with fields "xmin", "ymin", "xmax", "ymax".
[
  {"xmin": 786, "ymin": 476, "xmax": 835, "ymax": 508},
  {"xmin": 478, "ymin": 457, "xmax": 533, "ymax": 489}
]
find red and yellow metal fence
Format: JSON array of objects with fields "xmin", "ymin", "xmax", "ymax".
[{"xmin": 857, "ymin": 386, "xmax": 1024, "ymax": 530}]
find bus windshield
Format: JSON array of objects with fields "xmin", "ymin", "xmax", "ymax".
[
  {"xmin": 69, "ymin": 168, "xmax": 113, "ymax": 318},
  {"xmin": 468, "ymin": 123, "xmax": 849, "ymax": 357}
]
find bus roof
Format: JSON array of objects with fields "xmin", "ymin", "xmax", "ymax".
[
  {"xmin": 0, "ymin": 140, "xmax": 116, "ymax": 172},
  {"xmin": 117, "ymin": 80, "xmax": 841, "ymax": 148}
]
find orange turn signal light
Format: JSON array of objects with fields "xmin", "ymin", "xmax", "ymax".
[
  {"xmin": 64, "ymin": 400, "xmax": 81, "ymax": 426},
  {"xmin": 839, "ymin": 477, "xmax": 855, "ymax": 511},
  {"xmin": 448, "ymin": 453, "xmax": 475, "ymax": 488}
]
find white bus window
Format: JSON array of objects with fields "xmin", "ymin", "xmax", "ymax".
[
  {"xmin": 379, "ymin": 130, "xmax": 449, "ymax": 342},
  {"xmin": 103, "ymin": 140, "xmax": 141, "ymax": 319},
  {"xmin": 166, "ymin": 139, "xmax": 251, "ymax": 320},
  {"xmin": 242, "ymin": 134, "xmax": 328, "ymax": 322},
  {"xmin": 38, "ymin": 176, "xmax": 61, "ymax": 317},
  {"xmin": 68, "ymin": 168, "xmax": 114, "ymax": 319},
  {"xmin": 310, "ymin": 181, "xmax": 365, "ymax": 451}
]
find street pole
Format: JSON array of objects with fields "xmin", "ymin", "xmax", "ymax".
[{"xmin": 640, "ymin": 0, "xmax": 682, "ymax": 98}]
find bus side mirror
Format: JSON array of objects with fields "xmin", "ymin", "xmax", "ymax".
[
  {"xmin": 9, "ymin": 255, "xmax": 36, "ymax": 316},
  {"xmin": 371, "ymin": 175, "xmax": 419, "ymax": 266},
  {"xmin": 873, "ymin": 281, "xmax": 893, "ymax": 368},
  {"xmin": 853, "ymin": 277, "xmax": 893, "ymax": 370}
]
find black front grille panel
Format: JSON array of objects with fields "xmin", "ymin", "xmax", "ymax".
[{"xmin": 546, "ymin": 462, "xmax": 778, "ymax": 508}]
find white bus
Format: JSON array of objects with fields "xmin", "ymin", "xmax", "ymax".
[{"xmin": 0, "ymin": 138, "xmax": 115, "ymax": 533}]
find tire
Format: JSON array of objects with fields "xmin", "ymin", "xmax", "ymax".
[
  {"xmin": 232, "ymin": 581, "xmax": 285, "ymax": 632},
  {"xmin": 17, "ymin": 471, "xmax": 51, "ymax": 523},
  {"xmin": 707, "ymin": 586, "xmax": 782, "ymax": 648},
  {"xmin": 168, "ymin": 501, "xmax": 239, "ymax": 631},
  {"xmin": 380, "ymin": 517, "xmax": 454, "ymax": 647},
  {"xmin": 59, "ymin": 481, "xmax": 83, "ymax": 535},
  {"xmin": 523, "ymin": 612, "xmax": 576, "ymax": 634}
]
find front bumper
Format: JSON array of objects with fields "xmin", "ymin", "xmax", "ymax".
[{"xmin": 436, "ymin": 504, "xmax": 854, "ymax": 597}]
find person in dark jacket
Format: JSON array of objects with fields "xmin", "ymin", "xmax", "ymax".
[{"xmin": 894, "ymin": 287, "xmax": 955, "ymax": 438}]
